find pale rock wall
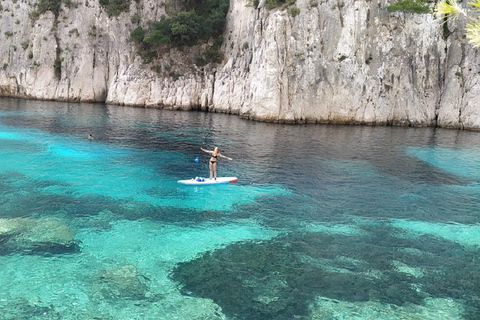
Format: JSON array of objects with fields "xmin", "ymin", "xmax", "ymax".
[
  {"xmin": 0, "ymin": 0, "xmax": 479, "ymax": 128},
  {"xmin": 436, "ymin": 31, "xmax": 480, "ymax": 129},
  {"xmin": 215, "ymin": 0, "xmax": 448, "ymax": 125}
]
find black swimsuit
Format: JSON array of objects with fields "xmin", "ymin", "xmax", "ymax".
[{"xmin": 210, "ymin": 154, "xmax": 218, "ymax": 164}]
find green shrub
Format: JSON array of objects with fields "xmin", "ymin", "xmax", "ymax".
[
  {"xmin": 204, "ymin": 36, "xmax": 223, "ymax": 63},
  {"xmin": 144, "ymin": 0, "xmax": 228, "ymax": 47},
  {"xmin": 21, "ymin": 41, "xmax": 29, "ymax": 50},
  {"xmin": 4, "ymin": 31, "xmax": 13, "ymax": 37},
  {"xmin": 265, "ymin": 0, "xmax": 278, "ymax": 9},
  {"xmin": 265, "ymin": 0, "xmax": 291, "ymax": 9},
  {"xmin": 143, "ymin": 17, "xmax": 172, "ymax": 46},
  {"xmin": 99, "ymin": 0, "xmax": 130, "ymax": 17},
  {"xmin": 140, "ymin": 49, "xmax": 157, "ymax": 64},
  {"xmin": 37, "ymin": 0, "xmax": 62, "ymax": 15},
  {"xmin": 30, "ymin": 0, "xmax": 64, "ymax": 21},
  {"xmin": 288, "ymin": 6, "xmax": 300, "ymax": 16},
  {"xmin": 169, "ymin": 10, "xmax": 202, "ymax": 46},
  {"xmin": 130, "ymin": 26, "xmax": 145, "ymax": 42},
  {"xmin": 131, "ymin": 13, "xmax": 140, "ymax": 24},
  {"xmin": 28, "ymin": 51, "xmax": 33, "ymax": 59},
  {"xmin": 63, "ymin": 0, "xmax": 73, "ymax": 8},
  {"xmin": 195, "ymin": 55, "xmax": 207, "ymax": 66},
  {"xmin": 169, "ymin": 71, "xmax": 181, "ymax": 80},
  {"xmin": 131, "ymin": 0, "xmax": 229, "ymax": 64},
  {"xmin": 386, "ymin": 0, "xmax": 430, "ymax": 14},
  {"xmin": 68, "ymin": 28, "xmax": 79, "ymax": 37},
  {"xmin": 30, "ymin": 10, "xmax": 40, "ymax": 20}
]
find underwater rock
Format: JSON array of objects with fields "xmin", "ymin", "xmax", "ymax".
[
  {"xmin": 172, "ymin": 236, "xmax": 423, "ymax": 320},
  {"xmin": 0, "ymin": 297, "xmax": 60, "ymax": 320},
  {"xmin": 0, "ymin": 218, "xmax": 26, "ymax": 234},
  {"xmin": 92, "ymin": 265, "xmax": 151, "ymax": 301},
  {"xmin": 71, "ymin": 209, "xmax": 114, "ymax": 232},
  {"xmin": 171, "ymin": 227, "xmax": 480, "ymax": 320},
  {"xmin": 310, "ymin": 297, "xmax": 465, "ymax": 320},
  {"xmin": 0, "ymin": 217, "xmax": 77, "ymax": 255},
  {"xmin": 23, "ymin": 218, "xmax": 75, "ymax": 246}
]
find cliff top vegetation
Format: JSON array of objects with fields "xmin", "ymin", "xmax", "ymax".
[
  {"xmin": 130, "ymin": 0, "xmax": 229, "ymax": 65},
  {"xmin": 386, "ymin": 0, "xmax": 430, "ymax": 14}
]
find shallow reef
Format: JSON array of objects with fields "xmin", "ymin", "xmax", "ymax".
[
  {"xmin": 172, "ymin": 224, "xmax": 480, "ymax": 320},
  {"xmin": 0, "ymin": 217, "xmax": 78, "ymax": 256},
  {"xmin": 0, "ymin": 297, "xmax": 60, "ymax": 320},
  {"xmin": 90, "ymin": 264, "xmax": 155, "ymax": 301}
]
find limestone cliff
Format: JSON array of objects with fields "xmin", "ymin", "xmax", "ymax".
[{"xmin": 0, "ymin": 0, "xmax": 479, "ymax": 128}]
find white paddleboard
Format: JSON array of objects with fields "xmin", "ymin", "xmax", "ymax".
[{"xmin": 177, "ymin": 177, "xmax": 238, "ymax": 185}]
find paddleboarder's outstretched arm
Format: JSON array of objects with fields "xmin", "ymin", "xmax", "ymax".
[
  {"xmin": 201, "ymin": 147, "xmax": 213, "ymax": 155},
  {"xmin": 218, "ymin": 153, "xmax": 232, "ymax": 161}
]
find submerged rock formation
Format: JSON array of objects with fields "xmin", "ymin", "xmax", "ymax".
[
  {"xmin": 0, "ymin": 217, "xmax": 77, "ymax": 254},
  {"xmin": 0, "ymin": 0, "xmax": 479, "ymax": 128},
  {"xmin": 91, "ymin": 264, "xmax": 154, "ymax": 301},
  {"xmin": 172, "ymin": 227, "xmax": 480, "ymax": 320}
]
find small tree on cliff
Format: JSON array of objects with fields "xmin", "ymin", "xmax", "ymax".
[
  {"xmin": 434, "ymin": 0, "xmax": 480, "ymax": 47},
  {"xmin": 30, "ymin": 0, "xmax": 62, "ymax": 20}
]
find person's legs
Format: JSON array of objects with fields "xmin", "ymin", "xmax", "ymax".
[
  {"xmin": 209, "ymin": 162, "xmax": 213, "ymax": 179},
  {"xmin": 213, "ymin": 162, "xmax": 217, "ymax": 180}
]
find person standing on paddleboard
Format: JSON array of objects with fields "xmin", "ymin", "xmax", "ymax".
[{"xmin": 200, "ymin": 147, "xmax": 232, "ymax": 180}]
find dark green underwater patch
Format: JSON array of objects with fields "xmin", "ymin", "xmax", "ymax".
[{"xmin": 172, "ymin": 224, "xmax": 480, "ymax": 319}]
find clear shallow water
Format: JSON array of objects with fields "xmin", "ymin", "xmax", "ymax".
[{"xmin": 0, "ymin": 98, "xmax": 479, "ymax": 319}]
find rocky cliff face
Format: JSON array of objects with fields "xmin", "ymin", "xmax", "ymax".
[{"xmin": 1, "ymin": 0, "xmax": 479, "ymax": 128}]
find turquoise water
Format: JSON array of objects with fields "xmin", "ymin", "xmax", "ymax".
[{"xmin": 0, "ymin": 99, "xmax": 480, "ymax": 319}]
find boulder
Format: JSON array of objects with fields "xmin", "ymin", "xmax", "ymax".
[{"xmin": 0, "ymin": 217, "xmax": 77, "ymax": 255}]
